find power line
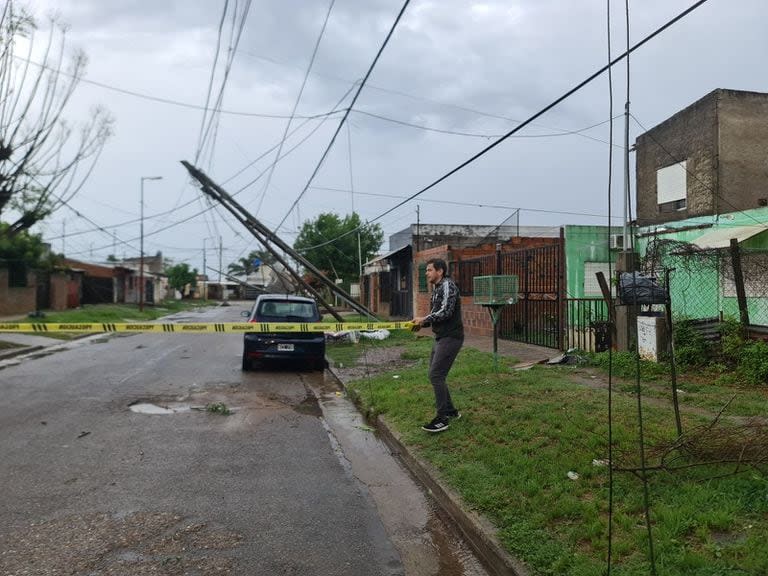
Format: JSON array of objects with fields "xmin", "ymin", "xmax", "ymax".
[
  {"xmin": 257, "ymin": 0, "xmax": 337, "ymax": 217},
  {"xmin": 10, "ymin": 54, "xmax": 340, "ymax": 120},
  {"xmin": 369, "ymin": 0, "xmax": 712, "ymax": 228},
  {"xmin": 293, "ymin": 0, "xmax": 713, "ymax": 252},
  {"xmin": 630, "ymin": 113, "xmax": 768, "ymax": 228},
  {"xmin": 197, "ymin": 0, "xmax": 253, "ymax": 167},
  {"xmin": 232, "ymin": 84, "xmax": 356, "ymax": 195},
  {"xmin": 308, "ymin": 185, "xmax": 622, "ymax": 219},
  {"xmin": 353, "ymin": 108, "xmax": 622, "ymax": 146},
  {"xmin": 275, "ymin": 0, "xmax": 413, "ymax": 232},
  {"xmin": 45, "ymin": 104, "xmax": 349, "ymax": 247},
  {"xmin": 237, "ymin": 46, "xmax": 614, "ymax": 137},
  {"xmin": 195, "ymin": 0, "xmax": 230, "ymax": 165}
]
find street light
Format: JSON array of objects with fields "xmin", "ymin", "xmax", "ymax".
[{"xmin": 139, "ymin": 176, "xmax": 163, "ymax": 312}]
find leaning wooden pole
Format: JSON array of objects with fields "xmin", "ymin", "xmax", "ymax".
[
  {"xmin": 182, "ymin": 165, "xmax": 342, "ymax": 321},
  {"xmin": 182, "ymin": 161, "xmax": 377, "ymax": 320}
]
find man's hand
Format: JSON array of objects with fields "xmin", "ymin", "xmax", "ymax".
[{"xmin": 410, "ymin": 316, "xmax": 425, "ymax": 331}]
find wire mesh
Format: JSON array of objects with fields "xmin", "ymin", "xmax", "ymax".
[
  {"xmin": 472, "ymin": 275, "xmax": 519, "ymax": 306},
  {"xmin": 643, "ymin": 238, "xmax": 768, "ymax": 327}
]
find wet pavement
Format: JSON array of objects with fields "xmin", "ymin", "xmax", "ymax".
[
  {"xmin": 309, "ymin": 374, "xmax": 490, "ymax": 576},
  {"xmin": 0, "ymin": 304, "xmax": 556, "ymax": 576}
]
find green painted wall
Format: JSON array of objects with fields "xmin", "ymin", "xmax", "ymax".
[
  {"xmin": 636, "ymin": 207, "xmax": 768, "ymax": 324},
  {"xmin": 564, "ymin": 225, "xmax": 623, "ymax": 298}
]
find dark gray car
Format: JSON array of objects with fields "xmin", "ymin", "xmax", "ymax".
[{"xmin": 241, "ymin": 294, "xmax": 326, "ymax": 371}]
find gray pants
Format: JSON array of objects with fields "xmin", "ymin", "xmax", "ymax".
[{"xmin": 429, "ymin": 336, "xmax": 463, "ymax": 417}]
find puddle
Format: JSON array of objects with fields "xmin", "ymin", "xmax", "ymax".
[
  {"xmin": 293, "ymin": 394, "xmax": 322, "ymax": 417},
  {"xmin": 129, "ymin": 402, "xmax": 192, "ymax": 415}
]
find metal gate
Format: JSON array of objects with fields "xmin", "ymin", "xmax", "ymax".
[
  {"xmin": 455, "ymin": 244, "xmax": 564, "ymax": 349},
  {"xmin": 498, "ymin": 245, "xmax": 563, "ymax": 348}
]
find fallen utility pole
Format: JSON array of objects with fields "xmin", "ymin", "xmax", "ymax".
[
  {"xmin": 182, "ymin": 164, "xmax": 342, "ymax": 321},
  {"xmin": 182, "ymin": 161, "xmax": 378, "ymax": 321}
]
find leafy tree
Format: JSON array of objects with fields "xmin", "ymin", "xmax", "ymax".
[
  {"xmin": 293, "ymin": 212, "xmax": 383, "ymax": 281},
  {"xmin": 0, "ymin": 4, "xmax": 113, "ymax": 236},
  {"xmin": 165, "ymin": 263, "xmax": 198, "ymax": 293},
  {"xmin": 0, "ymin": 223, "xmax": 59, "ymax": 278},
  {"xmin": 227, "ymin": 249, "xmax": 276, "ymax": 276}
]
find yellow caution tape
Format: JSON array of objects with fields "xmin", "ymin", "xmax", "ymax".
[{"xmin": 0, "ymin": 321, "xmax": 414, "ymax": 334}]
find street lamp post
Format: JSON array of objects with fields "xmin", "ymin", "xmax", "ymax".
[{"xmin": 139, "ymin": 176, "xmax": 163, "ymax": 311}]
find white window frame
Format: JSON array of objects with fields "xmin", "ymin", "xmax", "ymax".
[{"xmin": 657, "ymin": 161, "xmax": 687, "ymax": 208}]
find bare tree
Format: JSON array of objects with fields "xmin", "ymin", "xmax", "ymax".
[{"xmin": 0, "ymin": 2, "xmax": 113, "ymax": 236}]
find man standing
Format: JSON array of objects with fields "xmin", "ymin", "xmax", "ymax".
[{"xmin": 411, "ymin": 258, "xmax": 464, "ymax": 433}]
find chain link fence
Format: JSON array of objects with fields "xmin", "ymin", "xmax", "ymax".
[{"xmin": 644, "ymin": 238, "xmax": 768, "ymax": 327}]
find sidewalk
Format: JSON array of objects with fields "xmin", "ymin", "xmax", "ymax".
[
  {"xmin": 0, "ymin": 315, "xmax": 63, "ymax": 360},
  {"xmin": 463, "ymin": 333, "xmax": 555, "ymax": 366}
]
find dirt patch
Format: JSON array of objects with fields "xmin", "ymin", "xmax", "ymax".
[
  {"xmin": 0, "ymin": 511, "xmax": 242, "ymax": 575},
  {"xmin": 331, "ymin": 345, "xmax": 418, "ymax": 385}
]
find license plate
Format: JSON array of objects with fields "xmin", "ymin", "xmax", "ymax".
[{"xmin": 277, "ymin": 343, "xmax": 294, "ymax": 351}]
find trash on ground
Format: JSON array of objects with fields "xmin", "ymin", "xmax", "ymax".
[
  {"xmin": 359, "ymin": 329, "xmax": 390, "ymax": 340},
  {"xmin": 592, "ymin": 458, "xmax": 610, "ymax": 467},
  {"xmin": 326, "ymin": 329, "xmax": 391, "ymax": 343},
  {"xmin": 547, "ymin": 353, "xmax": 584, "ymax": 366},
  {"xmin": 567, "ymin": 471, "xmax": 580, "ymax": 480}
]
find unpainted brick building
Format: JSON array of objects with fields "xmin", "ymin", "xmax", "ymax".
[{"xmin": 636, "ymin": 88, "xmax": 768, "ymax": 227}]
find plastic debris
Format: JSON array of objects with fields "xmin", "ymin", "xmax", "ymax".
[
  {"xmin": 359, "ymin": 329, "xmax": 390, "ymax": 340},
  {"xmin": 567, "ymin": 471, "xmax": 580, "ymax": 480},
  {"xmin": 592, "ymin": 459, "xmax": 609, "ymax": 467}
]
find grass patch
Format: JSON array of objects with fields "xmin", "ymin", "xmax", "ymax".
[
  {"xmin": 584, "ymin": 351, "xmax": 768, "ymax": 419},
  {"xmin": 34, "ymin": 300, "xmax": 208, "ymax": 324},
  {"xmin": 345, "ymin": 342, "xmax": 767, "ymax": 576},
  {"xmin": 5, "ymin": 301, "xmax": 212, "ymax": 340}
]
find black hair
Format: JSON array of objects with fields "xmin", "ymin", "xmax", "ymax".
[{"xmin": 426, "ymin": 257, "xmax": 449, "ymax": 277}]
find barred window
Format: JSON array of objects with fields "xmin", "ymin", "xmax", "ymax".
[{"xmin": 418, "ymin": 263, "xmax": 427, "ymax": 292}]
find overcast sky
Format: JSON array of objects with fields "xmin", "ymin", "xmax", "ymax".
[{"xmin": 13, "ymin": 0, "xmax": 768, "ymax": 275}]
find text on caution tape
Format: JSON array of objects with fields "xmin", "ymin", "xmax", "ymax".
[{"xmin": 0, "ymin": 322, "xmax": 414, "ymax": 334}]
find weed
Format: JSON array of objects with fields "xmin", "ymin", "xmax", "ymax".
[
  {"xmin": 673, "ymin": 319, "xmax": 711, "ymax": 369},
  {"xmin": 205, "ymin": 402, "xmax": 231, "ymax": 415},
  {"xmin": 737, "ymin": 340, "xmax": 768, "ymax": 385}
]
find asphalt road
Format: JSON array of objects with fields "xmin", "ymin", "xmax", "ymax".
[{"xmin": 0, "ymin": 303, "xmax": 489, "ymax": 576}]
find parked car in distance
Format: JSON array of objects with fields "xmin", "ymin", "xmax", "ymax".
[{"xmin": 241, "ymin": 293, "xmax": 326, "ymax": 371}]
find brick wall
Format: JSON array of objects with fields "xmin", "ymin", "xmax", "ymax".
[
  {"xmin": 412, "ymin": 237, "xmax": 562, "ymax": 338},
  {"xmin": 412, "ymin": 245, "xmax": 495, "ymax": 337},
  {"xmin": 0, "ymin": 269, "xmax": 36, "ymax": 316}
]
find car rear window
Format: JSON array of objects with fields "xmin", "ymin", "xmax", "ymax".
[{"xmin": 257, "ymin": 300, "xmax": 318, "ymax": 321}]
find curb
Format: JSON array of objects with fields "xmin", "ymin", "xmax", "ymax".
[
  {"xmin": 327, "ymin": 365, "xmax": 529, "ymax": 576},
  {"xmin": 0, "ymin": 345, "xmax": 44, "ymax": 361}
]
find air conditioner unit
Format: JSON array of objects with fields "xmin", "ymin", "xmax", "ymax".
[{"xmin": 610, "ymin": 234, "xmax": 625, "ymax": 250}]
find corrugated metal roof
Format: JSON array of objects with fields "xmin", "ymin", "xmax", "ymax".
[{"xmin": 691, "ymin": 225, "xmax": 768, "ymax": 249}]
